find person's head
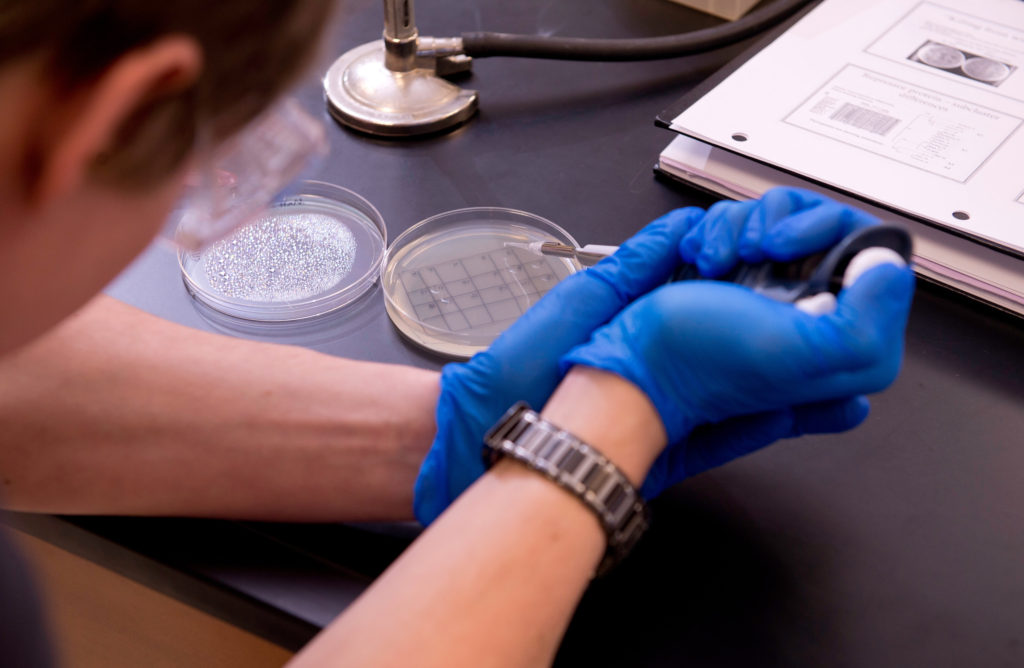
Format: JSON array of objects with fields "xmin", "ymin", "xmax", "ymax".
[{"xmin": 0, "ymin": 0, "xmax": 335, "ymax": 354}]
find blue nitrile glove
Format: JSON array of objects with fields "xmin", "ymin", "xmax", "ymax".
[
  {"xmin": 413, "ymin": 207, "xmax": 706, "ymax": 525},
  {"xmin": 563, "ymin": 188, "xmax": 915, "ymax": 497},
  {"xmin": 415, "ymin": 192, "xmax": 882, "ymax": 522},
  {"xmin": 637, "ymin": 189, "xmax": 884, "ymax": 495}
]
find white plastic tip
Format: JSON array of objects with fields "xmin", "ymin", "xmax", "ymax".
[
  {"xmin": 843, "ymin": 247, "xmax": 907, "ymax": 288},
  {"xmin": 795, "ymin": 292, "xmax": 838, "ymax": 315}
]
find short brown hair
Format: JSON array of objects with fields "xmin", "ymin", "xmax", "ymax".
[{"xmin": 0, "ymin": 0, "xmax": 335, "ymax": 186}]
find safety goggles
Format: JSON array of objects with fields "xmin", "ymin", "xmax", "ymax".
[{"xmin": 170, "ymin": 98, "xmax": 328, "ymax": 251}]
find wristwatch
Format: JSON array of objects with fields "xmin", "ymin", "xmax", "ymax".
[{"xmin": 483, "ymin": 402, "xmax": 650, "ymax": 575}]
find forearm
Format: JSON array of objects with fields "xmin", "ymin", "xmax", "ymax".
[
  {"xmin": 0, "ymin": 295, "xmax": 439, "ymax": 521},
  {"xmin": 290, "ymin": 367, "xmax": 665, "ymax": 667}
]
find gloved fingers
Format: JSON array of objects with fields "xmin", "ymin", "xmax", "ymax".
[
  {"xmin": 680, "ymin": 395, "xmax": 870, "ymax": 480},
  {"xmin": 588, "ymin": 206, "xmax": 706, "ymax": 303},
  {"xmin": 804, "ymin": 261, "xmax": 915, "ymax": 383},
  {"xmin": 761, "ymin": 202, "xmax": 879, "ymax": 261},
  {"xmin": 739, "ymin": 187, "xmax": 830, "ymax": 262},
  {"xmin": 677, "ymin": 200, "xmax": 757, "ymax": 278},
  {"xmin": 738, "ymin": 187, "xmax": 876, "ymax": 263}
]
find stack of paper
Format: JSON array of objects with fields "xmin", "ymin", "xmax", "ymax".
[{"xmin": 657, "ymin": 0, "xmax": 1024, "ymax": 315}]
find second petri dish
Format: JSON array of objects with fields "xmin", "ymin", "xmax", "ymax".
[{"xmin": 382, "ymin": 208, "xmax": 582, "ymax": 359}]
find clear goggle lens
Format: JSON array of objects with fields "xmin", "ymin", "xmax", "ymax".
[{"xmin": 171, "ymin": 98, "xmax": 328, "ymax": 252}]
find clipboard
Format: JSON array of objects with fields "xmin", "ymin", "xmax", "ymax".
[
  {"xmin": 652, "ymin": 0, "xmax": 1024, "ymax": 316},
  {"xmin": 654, "ymin": 0, "xmax": 1024, "ymax": 258}
]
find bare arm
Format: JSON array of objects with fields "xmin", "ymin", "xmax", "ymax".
[
  {"xmin": 0, "ymin": 295, "xmax": 439, "ymax": 521},
  {"xmin": 289, "ymin": 366, "xmax": 666, "ymax": 668}
]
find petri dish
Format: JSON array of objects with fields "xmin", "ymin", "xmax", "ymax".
[
  {"xmin": 382, "ymin": 207, "xmax": 582, "ymax": 359},
  {"xmin": 179, "ymin": 181, "xmax": 386, "ymax": 321},
  {"xmin": 962, "ymin": 57, "xmax": 1010, "ymax": 84},
  {"xmin": 915, "ymin": 43, "xmax": 965, "ymax": 69}
]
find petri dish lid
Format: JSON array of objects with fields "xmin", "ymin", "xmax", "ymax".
[
  {"xmin": 382, "ymin": 207, "xmax": 582, "ymax": 360},
  {"xmin": 179, "ymin": 181, "xmax": 386, "ymax": 321}
]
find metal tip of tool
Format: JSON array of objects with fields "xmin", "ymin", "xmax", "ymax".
[{"xmin": 503, "ymin": 241, "xmax": 545, "ymax": 253}]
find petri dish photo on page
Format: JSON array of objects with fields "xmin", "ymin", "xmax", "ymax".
[
  {"xmin": 962, "ymin": 57, "xmax": 1011, "ymax": 84},
  {"xmin": 913, "ymin": 42, "xmax": 965, "ymax": 69},
  {"xmin": 382, "ymin": 208, "xmax": 582, "ymax": 359},
  {"xmin": 178, "ymin": 181, "xmax": 386, "ymax": 322}
]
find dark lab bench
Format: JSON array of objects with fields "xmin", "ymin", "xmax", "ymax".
[{"xmin": 8, "ymin": 1, "xmax": 1024, "ymax": 665}]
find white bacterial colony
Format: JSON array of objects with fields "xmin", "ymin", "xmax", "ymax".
[{"xmin": 202, "ymin": 212, "xmax": 357, "ymax": 302}]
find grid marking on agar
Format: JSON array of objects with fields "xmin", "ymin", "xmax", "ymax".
[{"xmin": 400, "ymin": 246, "xmax": 565, "ymax": 333}]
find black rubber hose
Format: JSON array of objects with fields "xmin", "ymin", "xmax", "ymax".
[{"xmin": 461, "ymin": 0, "xmax": 814, "ymax": 61}]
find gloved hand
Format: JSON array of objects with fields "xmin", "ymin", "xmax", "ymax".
[
  {"xmin": 414, "ymin": 189, "xmax": 898, "ymax": 522},
  {"xmin": 562, "ymin": 187, "xmax": 915, "ymax": 497},
  {"xmin": 414, "ymin": 207, "xmax": 706, "ymax": 525}
]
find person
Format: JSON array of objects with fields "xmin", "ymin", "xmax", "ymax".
[{"xmin": 0, "ymin": 1, "xmax": 915, "ymax": 666}]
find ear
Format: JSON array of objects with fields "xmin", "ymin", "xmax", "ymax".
[{"xmin": 32, "ymin": 35, "xmax": 202, "ymax": 203}]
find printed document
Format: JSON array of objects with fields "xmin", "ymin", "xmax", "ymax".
[{"xmin": 669, "ymin": 0, "xmax": 1024, "ymax": 253}]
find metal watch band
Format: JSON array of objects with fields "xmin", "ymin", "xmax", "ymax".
[{"xmin": 483, "ymin": 401, "xmax": 650, "ymax": 575}]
